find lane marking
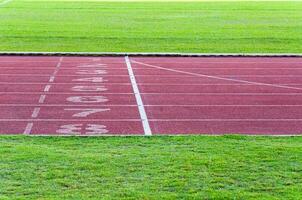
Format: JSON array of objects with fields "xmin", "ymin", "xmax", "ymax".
[
  {"xmin": 49, "ymin": 76, "xmax": 55, "ymax": 82},
  {"xmin": 2, "ymin": 74, "xmax": 302, "ymax": 77},
  {"xmin": 31, "ymin": 107, "xmax": 40, "ymax": 118},
  {"xmin": 2, "ymin": 92, "xmax": 302, "ymax": 95},
  {"xmin": 2, "ymin": 67, "xmax": 302, "ymax": 70},
  {"xmin": 4, "ymin": 119, "xmax": 302, "ymax": 122},
  {"xmin": 1, "ymin": 104, "xmax": 302, "ymax": 107},
  {"xmin": 0, "ymin": 92, "xmax": 134, "ymax": 95},
  {"xmin": 2, "ymin": 119, "xmax": 142, "ymax": 122},
  {"xmin": 0, "ymin": 82, "xmax": 271, "ymax": 86},
  {"xmin": 38, "ymin": 95, "xmax": 46, "ymax": 103},
  {"xmin": 44, "ymin": 85, "xmax": 51, "ymax": 92},
  {"xmin": 0, "ymin": 82, "xmax": 131, "ymax": 85},
  {"xmin": 129, "ymin": 61, "xmax": 302, "ymax": 64},
  {"xmin": 132, "ymin": 60, "xmax": 302, "ymax": 91},
  {"xmin": 0, "ymin": 60, "xmax": 301, "ymax": 64},
  {"xmin": 0, "ymin": 61, "xmax": 124, "ymax": 63},
  {"xmin": 125, "ymin": 56, "xmax": 152, "ymax": 136},
  {"xmin": 3, "ymin": 82, "xmax": 302, "ymax": 86},
  {"xmin": 24, "ymin": 57, "xmax": 64, "ymax": 134},
  {"xmin": 23, "ymin": 123, "xmax": 33, "ymax": 135}
]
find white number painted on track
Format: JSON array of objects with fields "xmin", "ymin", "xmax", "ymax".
[
  {"xmin": 77, "ymin": 64, "xmax": 107, "ymax": 68},
  {"xmin": 64, "ymin": 108, "xmax": 110, "ymax": 117},
  {"xmin": 76, "ymin": 69, "xmax": 107, "ymax": 75},
  {"xmin": 73, "ymin": 77, "xmax": 108, "ymax": 83},
  {"xmin": 71, "ymin": 85, "xmax": 108, "ymax": 92},
  {"xmin": 67, "ymin": 96, "xmax": 108, "ymax": 103},
  {"xmin": 56, "ymin": 124, "xmax": 81, "ymax": 134},
  {"xmin": 86, "ymin": 124, "xmax": 108, "ymax": 134},
  {"xmin": 56, "ymin": 124, "xmax": 108, "ymax": 135}
]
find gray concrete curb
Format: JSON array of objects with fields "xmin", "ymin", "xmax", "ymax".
[{"xmin": 0, "ymin": 52, "xmax": 302, "ymax": 57}]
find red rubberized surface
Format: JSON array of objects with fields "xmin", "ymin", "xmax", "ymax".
[{"xmin": 1, "ymin": 56, "xmax": 302, "ymax": 135}]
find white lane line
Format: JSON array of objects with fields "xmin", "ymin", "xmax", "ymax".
[
  {"xmin": 2, "ymin": 74, "xmax": 302, "ymax": 77},
  {"xmin": 5, "ymin": 119, "xmax": 302, "ymax": 122},
  {"xmin": 1, "ymin": 104, "xmax": 302, "ymax": 107},
  {"xmin": 0, "ymin": 0, "xmax": 12, "ymax": 6},
  {"xmin": 0, "ymin": 60, "xmax": 301, "ymax": 64},
  {"xmin": 149, "ymin": 119, "xmax": 302, "ymax": 122},
  {"xmin": 49, "ymin": 76, "xmax": 55, "ymax": 82},
  {"xmin": 131, "ymin": 61, "xmax": 302, "ymax": 64},
  {"xmin": 44, "ymin": 85, "xmax": 52, "ymax": 92},
  {"xmin": 3, "ymin": 67, "xmax": 302, "ymax": 70},
  {"xmin": 38, "ymin": 95, "xmax": 46, "ymax": 103},
  {"xmin": 23, "ymin": 123, "xmax": 33, "ymax": 135},
  {"xmin": 52, "ymin": 57, "xmax": 63, "ymax": 77},
  {"xmin": 1, "ymin": 92, "xmax": 134, "ymax": 95},
  {"xmin": 3, "ymin": 82, "xmax": 302, "ymax": 86},
  {"xmin": 0, "ymin": 74, "xmax": 130, "ymax": 77},
  {"xmin": 132, "ymin": 60, "xmax": 302, "ymax": 91},
  {"xmin": 0, "ymin": 60, "xmax": 124, "ymax": 63},
  {"xmin": 0, "ymin": 82, "xmax": 131, "ymax": 85},
  {"xmin": 2, "ymin": 92, "xmax": 302, "ymax": 95},
  {"xmin": 31, "ymin": 107, "xmax": 41, "ymax": 118},
  {"xmin": 125, "ymin": 56, "xmax": 152, "ymax": 136},
  {"xmin": 3, "ymin": 119, "xmax": 142, "ymax": 122},
  {"xmin": 24, "ymin": 57, "xmax": 63, "ymax": 135}
]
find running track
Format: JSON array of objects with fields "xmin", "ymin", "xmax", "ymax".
[{"xmin": 1, "ymin": 56, "xmax": 302, "ymax": 136}]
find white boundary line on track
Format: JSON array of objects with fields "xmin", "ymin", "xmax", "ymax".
[
  {"xmin": 125, "ymin": 56, "xmax": 152, "ymax": 136},
  {"xmin": 2, "ymin": 82, "xmax": 302, "ymax": 86},
  {"xmin": 23, "ymin": 123, "xmax": 33, "ymax": 135},
  {"xmin": 2, "ymin": 104, "xmax": 302, "ymax": 107},
  {"xmin": 4, "ymin": 119, "xmax": 302, "ymax": 122},
  {"xmin": 23, "ymin": 57, "xmax": 63, "ymax": 135},
  {"xmin": 132, "ymin": 60, "xmax": 302, "ymax": 91},
  {"xmin": 3, "ymin": 92, "xmax": 302, "ymax": 95},
  {"xmin": 0, "ymin": 52, "xmax": 302, "ymax": 57},
  {"xmin": 3, "ymin": 74, "xmax": 302, "ymax": 77}
]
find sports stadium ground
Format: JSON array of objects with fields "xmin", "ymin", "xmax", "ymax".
[{"xmin": 1, "ymin": 0, "xmax": 302, "ymax": 199}]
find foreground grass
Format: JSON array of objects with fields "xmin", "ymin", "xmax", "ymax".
[
  {"xmin": 0, "ymin": 1, "xmax": 302, "ymax": 53},
  {"xmin": 0, "ymin": 135, "xmax": 302, "ymax": 199}
]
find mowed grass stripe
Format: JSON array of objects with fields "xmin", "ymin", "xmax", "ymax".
[
  {"xmin": 0, "ymin": 135, "xmax": 302, "ymax": 199},
  {"xmin": 0, "ymin": 1, "xmax": 301, "ymax": 53}
]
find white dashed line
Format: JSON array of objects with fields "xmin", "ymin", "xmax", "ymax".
[
  {"xmin": 43, "ymin": 85, "xmax": 52, "ymax": 92},
  {"xmin": 31, "ymin": 107, "xmax": 41, "ymax": 118},
  {"xmin": 23, "ymin": 123, "xmax": 33, "ymax": 135},
  {"xmin": 38, "ymin": 95, "xmax": 46, "ymax": 103},
  {"xmin": 24, "ymin": 57, "xmax": 64, "ymax": 134}
]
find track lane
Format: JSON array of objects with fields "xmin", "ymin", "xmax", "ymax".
[{"xmin": 1, "ymin": 55, "xmax": 302, "ymax": 135}]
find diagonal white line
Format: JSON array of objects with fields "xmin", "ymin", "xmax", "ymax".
[
  {"xmin": 31, "ymin": 107, "xmax": 40, "ymax": 118},
  {"xmin": 125, "ymin": 56, "xmax": 152, "ymax": 136},
  {"xmin": 132, "ymin": 60, "xmax": 302, "ymax": 91},
  {"xmin": 23, "ymin": 123, "xmax": 33, "ymax": 135}
]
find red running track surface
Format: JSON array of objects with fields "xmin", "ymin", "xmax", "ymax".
[{"xmin": 1, "ymin": 56, "xmax": 302, "ymax": 135}]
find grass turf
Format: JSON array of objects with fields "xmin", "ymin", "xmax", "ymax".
[
  {"xmin": 0, "ymin": 0, "xmax": 302, "ymax": 53},
  {"xmin": 0, "ymin": 135, "xmax": 302, "ymax": 199},
  {"xmin": 1, "ymin": 1, "xmax": 302, "ymax": 199}
]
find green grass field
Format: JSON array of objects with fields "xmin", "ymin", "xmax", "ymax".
[
  {"xmin": 1, "ymin": 136, "xmax": 302, "ymax": 199},
  {"xmin": 1, "ymin": 1, "xmax": 302, "ymax": 199},
  {"xmin": 0, "ymin": 0, "xmax": 302, "ymax": 53}
]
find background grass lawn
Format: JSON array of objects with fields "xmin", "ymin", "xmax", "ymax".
[
  {"xmin": 0, "ymin": 0, "xmax": 302, "ymax": 53},
  {"xmin": 0, "ymin": 135, "xmax": 302, "ymax": 199}
]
